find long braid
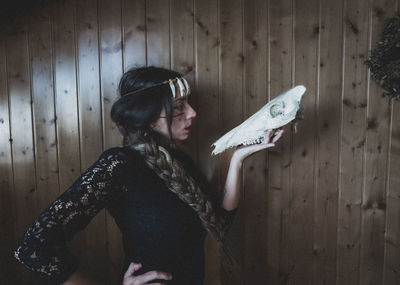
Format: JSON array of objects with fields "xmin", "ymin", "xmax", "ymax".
[
  {"xmin": 123, "ymin": 132, "xmax": 237, "ymax": 269},
  {"xmin": 128, "ymin": 137, "xmax": 227, "ymax": 243}
]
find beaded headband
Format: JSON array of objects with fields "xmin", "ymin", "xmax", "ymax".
[
  {"xmin": 121, "ymin": 77, "xmax": 191, "ymax": 99},
  {"xmin": 161, "ymin": 77, "xmax": 191, "ymax": 98}
]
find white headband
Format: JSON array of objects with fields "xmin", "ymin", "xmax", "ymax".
[
  {"xmin": 163, "ymin": 77, "xmax": 191, "ymax": 98},
  {"xmin": 121, "ymin": 77, "xmax": 191, "ymax": 99}
]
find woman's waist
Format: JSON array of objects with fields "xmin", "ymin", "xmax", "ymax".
[
  {"xmin": 122, "ymin": 252, "xmax": 205, "ymax": 285},
  {"xmin": 125, "ymin": 242, "xmax": 204, "ymax": 268}
]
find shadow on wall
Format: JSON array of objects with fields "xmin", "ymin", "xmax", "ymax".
[{"xmin": 0, "ymin": 0, "xmax": 50, "ymax": 24}]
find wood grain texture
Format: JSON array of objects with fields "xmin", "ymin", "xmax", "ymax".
[
  {"xmin": 0, "ymin": 25, "xmax": 18, "ymax": 285},
  {"xmin": 5, "ymin": 17, "xmax": 38, "ymax": 283},
  {"xmin": 146, "ymin": 0, "xmax": 170, "ymax": 68},
  {"xmin": 360, "ymin": 1, "xmax": 397, "ymax": 285},
  {"xmin": 76, "ymin": 0, "xmax": 109, "ymax": 281},
  {"xmin": 98, "ymin": 0, "xmax": 124, "ymax": 282},
  {"xmin": 268, "ymin": 0, "xmax": 293, "ymax": 283},
  {"xmin": 6, "ymin": 19, "xmax": 37, "ymax": 238},
  {"xmin": 29, "ymin": 0, "xmax": 59, "ymax": 218},
  {"xmin": 52, "ymin": 0, "xmax": 87, "ymax": 277},
  {"xmin": 52, "ymin": 0, "xmax": 80, "ymax": 193},
  {"xmin": 290, "ymin": 0, "xmax": 319, "ymax": 283},
  {"xmin": 1, "ymin": 0, "xmax": 399, "ymax": 284},
  {"xmin": 99, "ymin": 0, "xmax": 123, "ymax": 150},
  {"xmin": 242, "ymin": 0, "xmax": 268, "ymax": 283},
  {"xmin": 194, "ymin": 0, "xmax": 221, "ymax": 283},
  {"xmin": 385, "ymin": 2, "xmax": 400, "ymax": 279},
  {"xmin": 337, "ymin": 0, "xmax": 370, "ymax": 283},
  {"xmin": 385, "ymin": 99, "xmax": 400, "ymax": 285},
  {"xmin": 219, "ymin": 0, "xmax": 244, "ymax": 284},
  {"xmin": 122, "ymin": 0, "xmax": 147, "ymax": 69},
  {"xmin": 312, "ymin": 0, "xmax": 343, "ymax": 284}
]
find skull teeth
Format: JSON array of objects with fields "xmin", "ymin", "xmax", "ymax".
[{"xmin": 242, "ymin": 137, "xmax": 264, "ymax": 146}]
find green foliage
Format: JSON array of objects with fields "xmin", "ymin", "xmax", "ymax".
[{"xmin": 364, "ymin": 12, "xmax": 400, "ymax": 100}]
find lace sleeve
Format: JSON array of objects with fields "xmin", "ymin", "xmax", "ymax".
[{"xmin": 13, "ymin": 147, "xmax": 128, "ymax": 284}]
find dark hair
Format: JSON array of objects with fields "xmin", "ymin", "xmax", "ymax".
[{"xmin": 111, "ymin": 66, "xmax": 182, "ymax": 145}]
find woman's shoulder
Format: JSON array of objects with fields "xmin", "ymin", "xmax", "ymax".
[
  {"xmin": 85, "ymin": 147, "xmax": 144, "ymax": 181},
  {"xmin": 100, "ymin": 146, "xmax": 143, "ymax": 165},
  {"xmin": 102, "ymin": 146, "xmax": 127, "ymax": 157}
]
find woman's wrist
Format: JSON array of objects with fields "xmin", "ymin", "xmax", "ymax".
[{"xmin": 232, "ymin": 150, "xmax": 245, "ymax": 166}]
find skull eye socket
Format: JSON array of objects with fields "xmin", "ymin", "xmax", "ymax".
[{"xmin": 270, "ymin": 104, "xmax": 284, "ymax": 118}]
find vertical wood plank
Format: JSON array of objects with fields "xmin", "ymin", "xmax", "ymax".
[
  {"xmin": 268, "ymin": 0, "xmax": 294, "ymax": 283},
  {"xmin": 242, "ymin": 0, "xmax": 268, "ymax": 283},
  {"xmin": 337, "ymin": 0, "xmax": 370, "ymax": 283},
  {"xmin": 219, "ymin": 0, "xmax": 244, "ymax": 284},
  {"xmin": 193, "ymin": 0, "xmax": 221, "ymax": 284},
  {"xmin": 98, "ymin": 0, "xmax": 124, "ymax": 282},
  {"xmin": 312, "ymin": 0, "xmax": 343, "ymax": 284},
  {"xmin": 194, "ymin": 0, "xmax": 219, "ymax": 183},
  {"xmin": 52, "ymin": 0, "xmax": 80, "ymax": 193},
  {"xmin": 385, "ymin": 101, "xmax": 400, "ymax": 285},
  {"xmin": 146, "ymin": 0, "xmax": 170, "ymax": 68},
  {"xmin": 29, "ymin": 2, "xmax": 59, "ymax": 213},
  {"xmin": 6, "ymin": 20, "xmax": 37, "ymax": 240},
  {"xmin": 170, "ymin": 0, "xmax": 196, "ymax": 158},
  {"xmin": 385, "ymin": 1, "xmax": 400, "ymax": 278},
  {"xmin": 0, "ymin": 25, "xmax": 18, "ymax": 284},
  {"xmin": 76, "ymin": 0, "xmax": 103, "ymax": 170},
  {"xmin": 290, "ymin": 0, "xmax": 319, "ymax": 283},
  {"xmin": 52, "ymin": 0, "xmax": 87, "ymax": 277},
  {"xmin": 170, "ymin": 0, "xmax": 194, "ymax": 78},
  {"xmin": 76, "ymin": 0, "xmax": 109, "ymax": 281},
  {"xmin": 99, "ymin": 0, "xmax": 123, "ymax": 150},
  {"xmin": 122, "ymin": 0, "xmax": 146, "ymax": 69},
  {"xmin": 5, "ymin": 18, "xmax": 38, "ymax": 283},
  {"xmin": 361, "ymin": 1, "xmax": 397, "ymax": 284}
]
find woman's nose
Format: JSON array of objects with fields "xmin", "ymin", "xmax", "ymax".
[{"xmin": 186, "ymin": 103, "xmax": 197, "ymax": 119}]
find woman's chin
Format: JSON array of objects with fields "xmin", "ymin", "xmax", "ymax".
[{"xmin": 175, "ymin": 134, "xmax": 190, "ymax": 141}]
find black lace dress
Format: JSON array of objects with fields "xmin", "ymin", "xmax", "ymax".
[{"xmin": 14, "ymin": 146, "xmax": 237, "ymax": 285}]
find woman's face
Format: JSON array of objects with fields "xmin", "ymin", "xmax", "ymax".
[{"xmin": 151, "ymin": 96, "xmax": 197, "ymax": 141}]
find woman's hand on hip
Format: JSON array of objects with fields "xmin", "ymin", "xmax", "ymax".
[{"xmin": 122, "ymin": 262, "xmax": 173, "ymax": 285}]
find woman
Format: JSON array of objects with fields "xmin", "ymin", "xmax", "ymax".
[{"xmin": 14, "ymin": 67, "xmax": 283, "ymax": 285}]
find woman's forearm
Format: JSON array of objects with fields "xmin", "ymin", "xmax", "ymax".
[
  {"xmin": 221, "ymin": 152, "xmax": 243, "ymax": 211},
  {"xmin": 220, "ymin": 129, "xmax": 283, "ymax": 211}
]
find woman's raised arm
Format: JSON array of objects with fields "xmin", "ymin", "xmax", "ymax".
[{"xmin": 221, "ymin": 129, "xmax": 284, "ymax": 211}]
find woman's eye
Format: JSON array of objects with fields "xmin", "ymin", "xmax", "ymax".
[{"xmin": 174, "ymin": 105, "xmax": 184, "ymax": 111}]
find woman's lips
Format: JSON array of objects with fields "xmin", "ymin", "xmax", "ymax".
[{"xmin": 184, "ymin": 126, "xmax": 191, "ymax": 132}]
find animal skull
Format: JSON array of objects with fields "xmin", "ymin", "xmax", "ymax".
[{"xmin": 211, "ymin": 85, "xmax": 306, "ymax": 155}]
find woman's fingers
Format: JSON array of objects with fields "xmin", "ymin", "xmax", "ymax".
[
  {"xmin": 133, "ymin": 270, "xmax": 173, "ymax": 284},
  {"xmin": 122, "ymin": 262, "xmax": 172, "ymax": 285},
  {"xmin": 124, "ymin": 262, "xmax": 142, "ymax": 279},
  {"xmin": 263, "ymin": 129, "xmax": 284, "ymax": 143},
  {"xmin": 234, "ymin": 128, "xmax": 285, "ymax": 161},
  {"xmin": 266, "ymin": 129, "xmax": 273, "ymax": 141},
  {"xmin": 272, "ymin": 129, "xmax": 284, "ymax": 143}
]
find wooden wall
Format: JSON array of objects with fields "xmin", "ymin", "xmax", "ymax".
[{"xmin": 0, "ymin": 0, "xmax": 399, "ymax": 284}]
